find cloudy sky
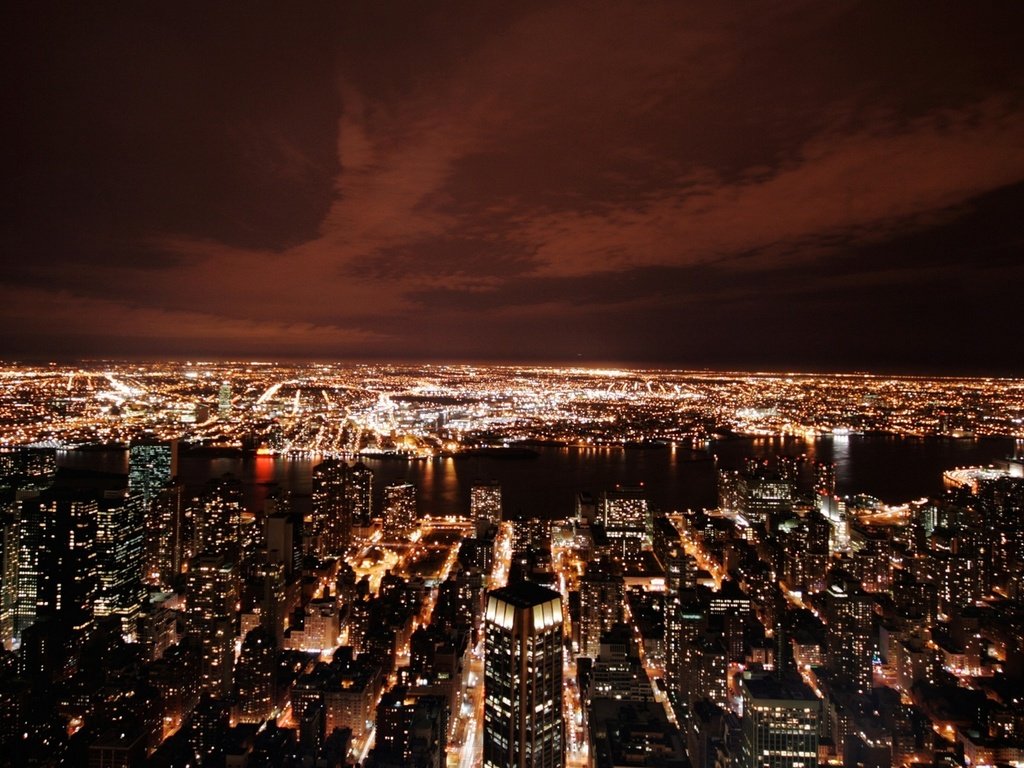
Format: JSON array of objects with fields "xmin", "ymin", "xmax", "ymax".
[{"xmin": 3, "ymin": 2, "xmax": 1023, "ymax": 372}]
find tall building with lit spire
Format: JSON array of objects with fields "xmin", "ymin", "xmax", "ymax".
[{"xmin": 484, "ymin": 580, "xmax": 564, "ymax": 768}]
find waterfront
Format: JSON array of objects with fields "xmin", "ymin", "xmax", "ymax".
[{"xmin": 56, "ymin": 434, "xmax": 1018, "ymax": 519}]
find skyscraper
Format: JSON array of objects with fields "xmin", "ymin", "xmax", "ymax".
[
  {"xmin": 14, "ymin": 488, "xmax": 98, "ymax": 641},
  {"xmin": 383, "ymin": 482, "xmax": 417, "ymax": 540},
  {"xmin": 601, "ymin": 485, "xmax": 649, "ymax": 562},
  {"xmin": 740, "ymin": 673, "xmax": 819, "ymax": 768},
  {"xmin": 823, "ymin": 574, "xmax": 874, "ymax": 694},
  {"xmin": 578, "ymin": 558, "xmax": 625, "ymax": 658},
  {"xmin": 484, "ymin": 580, "xmax": 564, "ymax": 768},
  {"xmin": 0, "ymin": 510, "xmax": 18, "ymax": 650},
  {"xmin": 128, "ymin": 440, "xmax": 176, "ymax": 512},
  {"xmin": 145, "ymin": 479, "xmax": 187, "ymax": 588},
  {"xmin": 347, "ymin": 462, "xmax": 373, "ymax": 539},
  {"xmin": 235, "ymin": 626, "xmax": 275, "ymax": 724},
  {"xmin": 311, "ymin": 459, "xmax": 350, "ymax": 555},
  {"xmin": 94, "ymin": 488, "xmax": 146, "ymax": 638},
  {"xmin": 195, "ymin": 474, "xmax": 244, "ymax": 561},
  {"xmin": 471, "ymin": 479, "xmax": 503, "ymax": 531},
  {"xmin": 187, "ymin": 553, "xmax": 239, "ymax": 697}
]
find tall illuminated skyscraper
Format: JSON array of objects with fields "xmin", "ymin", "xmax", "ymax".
[
  {"xmin": 1, "ymin": 510, "xmax": 17, "ymax": 650},
  {"xmin": 471, "ymin": 479, "xmax": 502, "ymax": 531},
  {"xmin": 94, "ymin": 489, "xmax": 146, "ymax": 638},
  {"xmin": 578, "ymin": 558, "xmax": 625, "ymax": 658},
  {"xmin": 823, "ymin": 573, "xmax": 874, "ymax": 693},
  {"xmin": 740, "ymin": 673, "xmax": 819, "ymax": 768},
  {"xmin": 484, "ymin": 580, "xmax": 564, "ymax": 768},
  {"xmin": 347, "ymin": 462, "xmax": 373, "ymax": 538},
  {"xmin": 146, "ymin": 480, "xmax": 187, "ymax": 588},
  {"xmin": 14, "ymin": 488, "xmax": 98, "ymax": 641},
  {"xmin": 601, "ymin": 485, "xmax": 649, "ymax": 562},
  {"xmin": 187, "ymin": 553, "xmax": 239, "ymax": 697},
  {"xmin": 196, "ymin": 474, "xmax": 244, "ymax": 560},
  {"xmin": 311, "ymin": 459, "xmax": 350, "ymax": 555},
  {"xmin": 128, "ymin": 440, "xmax": 176, "ymax": 512},
  {"xmin": 383, "ymin": 481, "xmax": 416, "ymax": 540},
  {"xmin": 235, "ymin": 626, "xmax": 275, "ymax": 724}
]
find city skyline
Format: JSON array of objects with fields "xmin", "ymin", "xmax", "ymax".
[{"xmin": 3, "ymin": 3, "xmax": 1024, "ymax": 373}]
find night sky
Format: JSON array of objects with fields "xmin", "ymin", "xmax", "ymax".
[{"xmin": 3, "ymin": 2, "xmax": 1023, "ymax": 373}]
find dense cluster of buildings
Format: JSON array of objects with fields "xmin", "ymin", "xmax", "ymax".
[{"xmin": 2, "ymin": 431, "xmax": 1024, "ymax": 768}]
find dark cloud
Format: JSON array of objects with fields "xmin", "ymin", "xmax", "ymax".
[{"xmin": 2, "ymin": 1, "xmax": 1023, "ymax": 372}]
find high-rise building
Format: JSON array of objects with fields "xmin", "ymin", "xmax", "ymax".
[
  {"xmin": 823, "ymin": 574, "xmax": 874, "ymax": 693},
  {"xmin": 235, "ymin": 626, "xmax": 275, "ymax": 724},
  {"xmin": 128, "ymin": 440, "xmax": 176, "ymax": 512},
  {"xmin": 372, "ymin": 687, "xmax": 447, "ymax": 767},
  {"xmin": 0, "ymin": 447, "xmax": 57, "ymax": 491},
  {"xmin": 218, "ymin": 382, "xmax": 232, "ymax": 416},
  {"xmin": 348, "ymin": 462, "xmax": 374, "ymax": 538},
  {"xmin": 383, "ymin": 482, "xmax": 417, "ymax": 540},
  {"xmin": 484, "ymin": 580, "xmax": 564, "ymax": 768},
  {"xmin": 1, "ymin": 509, "xmax": 17, "ymax": 650},
  {"xmin": 94, "ymin": 488, "xmax": 146, "ymax": 638},
  {"xmin": 652, "ymin": 515, "xmax": 697, "ymax": 592},
  {"xmin": 578, "ymin": 558, "xmax": 625, "ymax": 658},
  {"xmin": 739, "ymin": 673, "xmax": 819, "ymax": 768},
  {"xmin": 195, "ymin": 474, "xmax": 244, "ymax": 561},
  {"xmin": 471, "ymin": 479, "xmax": 503, "ymax": 531},
  {"xmin": 719, "ymin": 462, "xmax": 795, "ymax": 525},
  {"xmin": 14, "ymin": 488, "xmax": 99, "ymax": 641},
  {"xmin": 311, "ymin": 460, "xmax": 351, "ymax": 555},
  {"xmin": 601, "ymin": 486, "xmax": 649, "ymax": 562},
  {"xmin": 665, "ymin": 588, "xmax": 707, "ymax": 718},
  {"xmin": 187, "ymin": 553, "xmax": 239, "ymax": 697},
  {"xmin": 145, "ymin": 479, "xmax": 187, "ymax": 588}
]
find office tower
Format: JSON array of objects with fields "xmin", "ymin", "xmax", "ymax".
[
  {"xmin": 601, "ymin": 485, "xmax": 649, "ymax": 563},
  {"xmin": 14, "ymin": 488, "xmax": 98, "ymax": 641},
  {"xmin": 823, "ymin": 574, "xmax": 874, "ymax": 693},
  {"xmin": 849, "ymin": 523, "xmax": 893, "ymax": 594},
  {"xmin": 578, "ymin": 558, "xmax": 625, "ymax": 658},
  {"xmin": 196, "ymin": 474, "xmax": 244, "ymax": 560},
  {"xmin": 740, "ymin": 673, "xmax": 819, "ymax": 768},
  {"xmin": 814, "ymin": 461, "xmax": 836, "ymax": 498},
  {"xmin": 709, "ymin": 580, "xmax": 751, "ymax": 663},
  {"xmin": 0, "ymin": 447, "xmax": 57, "ymax": 491},
  {"xmin": 311, "ymin": 459, "xmax": 350, "ymax": 555},
  {"xmin": 693, "ymin": 634, "xmax": 728, "ymax": 709},
  {"xmin": 235, "ymin": 626, "xmax": 275, "ymax": 724},
  {"xmin": 218, "ymin": 382, "xmax": 232, "ymax": 416},
  {"xmin": 347, "ymin": 462, "xmax": 373, "ymax": 537},
  {"xmin": 265, "ymin": 510, "xmax": 299, "ymax": 578},
  {"xmin": 1, "ymin": 509, "xmax": 16, "ymax": 650},
  {"xmin": 187, "ymin": 553, "xmax": 239, "ymax": 697},
  {"xmin": 652, "ymin": 515, "xmax": 697, "ymax": 592},
  {"xmin": 973, "ymin": 476, "xmax": 1024, "ymax": 598},
  {"xmin": 128, "ymin": 440, "xmax": 176, "ymax": 512},
  {"xmin": 248, "ymin": 561, "xmax": 287, "ymax": 647},
  {"xmin": 472, "ymin": 479, "xmax": 503, "ymax": 530},
  {"xmin": 383, "ymin": 482, "xmax": 417, "ymax": 540},
  {"xmin": 484, "ymin": 580, "xmax": 564, "ymax": 768},
  {"xmin": 94, "ymin": 488, "xmax": 146, "ymax": 638},
  {"xmin": 148, "ymin": 639, "xmax": 202, "ymax": 736},
  {"xmin": 665, "ymin": 588, "xmax": 707, "ymax": 717},
  {"xmin": 145, "ymin": 479, "xmax": 187, "ymax": 588},
  {"xmin": 782, "ymin": 511, "xmax": 831, "ymax": 595},
  {"xmin": 719, "ymin": 462, "xmax": 795, "ymax": 525}
]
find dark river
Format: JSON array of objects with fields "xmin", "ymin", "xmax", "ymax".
[{"xmin": 56, "ymin": 435, "xmax": 1019, "ymax": 520}]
